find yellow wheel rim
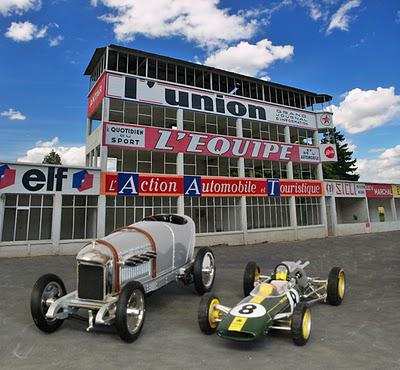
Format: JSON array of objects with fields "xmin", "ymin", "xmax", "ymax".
[
  {"xmin": 302, "ymin": 309, "xmax": 311, "ymax": 340},
  {"xmin": 338, "ymin": 271, "xmax": 345, "ymax": 299},
  {"xmin": 208, "ymin": 298, "xmax": 220, "ymax": 328}
]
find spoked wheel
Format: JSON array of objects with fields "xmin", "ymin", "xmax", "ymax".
[
  {"xmin": 243, "ymin": 261, "xmax": 261, "ymax": 297},
  {"xmin": 198, "ymin": 293, "xmax": 221, "ymax": 334},
  {"xmin": 193, "ymin": 247, "xmax": 216, "ymax": 295},
  {"xmin": 30, "ymin": 274, "xmax": 66, "ymax": 333},
  {"xmin": 291, "ymin": 303, "xmax": 311, "ymax": 346},
  {"xmin": 327, "ymin": 267, "xmax": 346, "ymax": 306},
  {"xmin": 115, "ymin": 281, "xmax": 146, "ymax": 343}
]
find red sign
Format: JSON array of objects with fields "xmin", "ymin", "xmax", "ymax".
[
  {"xmin": 324, "ymin": 146, "xmax": 335, "ymax": 159},
  {"xmin": 365, "ymin": 183, "xmax": 393, "ymax": 198},
  {"xmin": 279, "ymin": 180, "xmax": 324, "ymax": 197},
  {"xmin": 101, "ymin": 173, "xmax": 183, "ymax": 196},
  {"xmin": 200, "ymin": 177, "xmax": 266, "ymax": 196},
  {"xmin": 88, "ymin": 72, "xmax": 106, "ymax": 117},
  {"xmin": 103, "ymin": 122, "xmax": 321, "ymax": 164}
]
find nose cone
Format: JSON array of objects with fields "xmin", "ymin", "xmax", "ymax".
[{"xmin": 77, "ymin": 242, "xmax": 113, "ymax": 265}]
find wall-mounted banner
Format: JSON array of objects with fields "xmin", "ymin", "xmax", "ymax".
[
  {"xmin": 101, "ymin": 172, "xmax": 183, "ymax": 196},
  {"xmin": 316, "ymin": 112, "xmax": 334, "ymax": 129},
  {"xmin": 392, "ymin": 184, "xmax": 400, "ymax": 198},
  {"xmin": 0, "ymin": 163, "xmax": 100, "ymax": 195},
  {"xmin": 88, "ymin": 72, "xmax": 106, "ymax": 117},
  {"xmin": 105, "ymin": 73, "xmax": 325, "ymax": 130},
  {"xmin": 365, "ymin": 183, "xmax": 393, "ymax": 198},
  {"xmin": 103, "ymin": 122, "xmax": 321, "ymax": 164},
  {"xmin": 319, "ymin": 143, "xmax": 338, "ymax": 162},
  {"xmin": 325, "ymin": 181, "xmax": 366, "ymax": 198},
  {"xmin": 279, "ymin": 180, "xmax": 324, "ymax": 197},
  {"xmin": 101, "ymin": 172, "xmax": 323, "ymax": 197}
]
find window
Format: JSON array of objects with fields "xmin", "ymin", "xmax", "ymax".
[
  {"xmin": 167, "ymin": 63, "xmax": 176, "ymax": 82},
  {"xmin": 61, "ymin": 196, "xmax": 98, "ymax": 240},
  {"xmin": 290, "ymin": 127, "xmax": 314, "ymax": 145},
  {"xmin": 296, "ymin": 197, "xmax": 322, "ymax": 226},
  {"xmin": 118, "ymin": 53, "xmax": 127, "ymax": 73},
  {"xmin": 138, "ymin": 56, "xmax": 146, "ymax": 76},
  {"xmin": 108, "ymin": 50, "xmax": 118, "ymax": 71},
  {"xmin": 244, "ymin": 159, "xmax": 287, "ymax": 179},
  {"xmin": 292, "ymin": 163, "xmax": 318, "ymax": 180},
  {"xmin": 246, "ymin": 197, "xmax": 290, "ymax": 229},
  {"xmin": 106, "ymin": 196, "xmax": 177, "ymax": 235},
  {"xmin": 177, "ymin": 65, "xmax": 185, "ymax": 84},
  {"xmin": 186, "ymin": 68, "xmax": 194, "ymax": 86},
  {"xmin": 184, "ymin": 197, "xmax": 241, "ymax": 233},
  {"xmin": 147, "ymin": 58, "xmax": 156, "ymax": 78},
  {"xmin": 183, "ymin": 155, "xmax": 238, "ymax": 177},
  {"xmin": 128, "ymin": 55, "xmax": 137, "ymax": 74},
  {"xmin": 2, "ymin": 194, "xmax": 53, "ymax": 242},
  {"xmin": 157, "ymin": 60, "xmax": 166, "ymax": 80}
]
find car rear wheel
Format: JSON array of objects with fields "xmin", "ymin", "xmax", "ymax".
[
  {"xmin": 291, "ymin": 302, "xmax": 311, "ymax": 346},
  {"xmin": 115, "ymin": 281, "xmax": 146, "ymax": 343},
  {"xmin": 198, "ymin": 293, "xmax": 221, "ymax": 334},
  {"xmin": 327, "ymin": 267, "xmax": 346, "ymax": 305},
  {"xmin": 243, "ymin": 262, "xmax": 261, "ymax": 297},
  {"xmin": 193, "ymin": 247, "xmax": 216, "ymax": 295},
  {"xmin": 31, "ymin": 274, "xmax": 66, "ymax": 333}
]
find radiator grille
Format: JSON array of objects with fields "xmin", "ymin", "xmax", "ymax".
[{"xmin": 78, "ymin": 264, "xmax": 104, "ymax": 301}]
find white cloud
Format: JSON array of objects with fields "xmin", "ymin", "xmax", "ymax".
[
  {"xmin": 368, "ymin": 148, "xmax": 386, "ymax": 153},
  {"xmin": 49, "ymin": 35, "xmax": 64, "ymax": 47},
  {"xmin": 5, "ymin": 21, "xmax": 47, "ymax": 42},
  {"xmin": 1, "ymin": 108, "xmax": 26, "ymax": 120},
  {"xmin": 328, "ymin": 87, "xmax": 400, "ymax": 134},
  {"xmin": 357, "ymin": 145, "xmax": 400, "ymax": 183},
  {"xmin": 327, "ymin": 0, "xmax": 361, "ymax": 34},
  {"xmin": 17, "ymin": 137, "xmax": 85, "ymax": 166},
  {"xmin": 343, "ymin": 138, "xmax": 357, "ymax": 153},
  {"xmin": 396, "ymin": 10, "xmax": 400, "ymax": 24},
  {"xmin": 204, "ymin": 39, "xmax": 294, "ymax": 78},
  {"xmin": 92, "ymin": 0, "xmax": 257, "ymax": 48},
  {"xmin": 0, "ymin": 0, "xmax": 41, "ymax": 16}
]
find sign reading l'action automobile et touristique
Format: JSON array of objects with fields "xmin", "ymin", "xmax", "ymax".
[
  {"xmin": 103, "ymin": 122, "xmax": 322, "ymax": 163},
  {"xmin": 100, "ymin": 172, "xmax": 324, "ymax": 197},
  {"xmin": 102, "ymin": 72, "xmax": 333, "ymax": 130}
]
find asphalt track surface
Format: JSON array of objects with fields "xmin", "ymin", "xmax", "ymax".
[{"xmin": 1, "ymin": 231, "xmax": 399, "ymax": 370}]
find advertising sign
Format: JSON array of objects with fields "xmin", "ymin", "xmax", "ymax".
[
  {"xmin": 392, "ymin": 184, "xmax": 400, "ymax": 198},
  {"xmin": 365, "ymin": 183, "xmax": 393, "ymax": 198},
  {"xmin": 101, "ymin": 172, "xmax": 183, "ymax": 196},
  {"xmin": 103, "ymin": 122, "xmax": 321, "ymax": 164},
  {"xmin": 88, "ymin": 72, "xmax": 106, "ymax": 117},
  {"xmin": 105, "ymin": 73, "xmax": 319, "ymax": 130},
  {"xmin": 316, "ymin": 112, "xmax": 334, "ymax": 129},
  {"xmin": 279, "ymin": 180, "xmax": 324, "ymax": 197},
  {"xmin": 319, "ymin": 143, "xmax": 338, "ymax": 162},
  {"xmin": 0, "ymin": 163, "xmax": 100, "ymax": 195},
  {"xmin": 101, "ymin": 172, "xmax": 323, "ymax": 197},
  {"xmin": 325, "ymin": 181, "xmax": 366, "ymax": 198}
]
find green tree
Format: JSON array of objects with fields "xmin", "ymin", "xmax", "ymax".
[
  {"xmin": 42, "ymin": 149, "xmax": 62, "ymax": 165},
  {"xmin": 322, "ymin": 128, "xmax": 359, "ymax": 181}
]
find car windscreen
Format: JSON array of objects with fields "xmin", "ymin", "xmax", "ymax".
[{"xmin": 251, "ymin": 282, "xmax": 289, "ymax": 298}]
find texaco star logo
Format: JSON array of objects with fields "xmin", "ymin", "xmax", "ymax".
[{"xmin": 320, "ymin": 114, "xmax": 331, "ymax": 126}]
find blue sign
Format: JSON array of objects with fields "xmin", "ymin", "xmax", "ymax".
[
  {"xmin": 117, "ymin": 173, "xmax": 139, "ymax": 196},
  {"xmin": 184, "ymin": 176, "xmax": 201, "ymax": 196},
  {"xmin": 267, "ymin": 179, "xmax": 280, "ymax": 196}
]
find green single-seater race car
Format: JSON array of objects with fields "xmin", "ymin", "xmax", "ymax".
[{"xmin": 198, "ymin": 260, "xmax": 345, "ymax": 345}]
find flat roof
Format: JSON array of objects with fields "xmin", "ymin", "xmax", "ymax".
[{"xmin": 84, "ymin": 44, "xmax": 332, "ymax": 103}]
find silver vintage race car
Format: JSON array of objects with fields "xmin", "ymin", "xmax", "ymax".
[{"xmin": 31, "ymin": 214, "xmax": 216, "ymax": 342}]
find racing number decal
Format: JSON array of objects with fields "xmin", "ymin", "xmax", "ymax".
[
  {"xmin": 286, "ymin": 288, "xmax": 300, "ymax": 313},
  {"xmin": 230, "ymin": 303, "xmax": 266, "ymax": 318}
]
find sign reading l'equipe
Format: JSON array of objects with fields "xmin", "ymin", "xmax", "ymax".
[{"xmin": 103, "ymin": 122, "xmax": 321, "ymax": 164}]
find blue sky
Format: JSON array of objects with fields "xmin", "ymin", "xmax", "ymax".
[{"xmin": 0, "ymin": 0, "xmax": 399, "ymax": 182}]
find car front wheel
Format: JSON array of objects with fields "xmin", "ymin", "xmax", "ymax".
[
  {"xmin": 291, "ymin": 302, "xmax": 311, "ymax": 346},
  {"xmin": 115, "ymin": 281, "xmax": 146, "ymax": 343},
  {"xmin": 193, "ymin": 247, "xmax": 216, "ymax": 295},
  {"xmin": 327, "ymin": 267, "xmax": 346, "ymax": 305},
  {"xmin": 30, "ymin": 273, "xmax": 66, "ymax": 333}
]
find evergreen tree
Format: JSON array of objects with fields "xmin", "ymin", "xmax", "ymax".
[
  {"xmin": 322, "ymin": 128, "xmax": 359, "ymax": 181},
  {"xmin": 42, "ymin": 149, "xmax": 62, "ymax": 165}
]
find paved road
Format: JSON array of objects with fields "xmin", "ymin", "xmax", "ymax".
[{"xmin": 1, "ymin": 231, "xmax": 399, "ymax": 370}]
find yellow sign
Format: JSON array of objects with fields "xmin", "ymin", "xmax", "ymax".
[{"xmin": 392, "ymin": 185, "xmax": 400, "ymax": 198}]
